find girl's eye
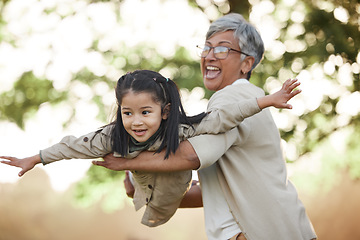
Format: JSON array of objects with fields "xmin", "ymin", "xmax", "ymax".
[
  {"xmin": 123, "ymin": 111, "xmax": 132, "ymax": 116},
  {"xmin": 142, "ymin": 110, "xmax": 150, "ymax": 115}
]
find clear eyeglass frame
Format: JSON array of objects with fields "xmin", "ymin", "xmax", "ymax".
[{"xmin": 196, "ymin": 45, "xmax": 251, "ymax": 59}]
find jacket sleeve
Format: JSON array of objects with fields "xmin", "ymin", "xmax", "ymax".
[
  {"xmin": 39, "ymin": 125, "xmax": 114, "ymax": 165},
  {"xmin": 179, "ymin": 97, "xmax": 260, "ymax": 139},
  {"xmin": 188, "ymin": 128, "xmax": 239, "ymax": 169},
  {"xmin": 194, "ymin": 98, "xmax": 260, "ymax": 135}
]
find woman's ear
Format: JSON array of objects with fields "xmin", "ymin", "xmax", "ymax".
[
  {"xmin": 162, "ymin": 103, "xmax": 171, "ymax": 120},
  {"xmin": 240, "ymin": 56, "xmax": 255, "ymax": 75}
]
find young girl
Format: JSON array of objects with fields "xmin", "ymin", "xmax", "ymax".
[{"xmin": 0, "ymin": 70, "xmax": 300, "ymax": 227}]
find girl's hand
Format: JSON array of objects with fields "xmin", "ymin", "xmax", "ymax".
[
  {"xmin": 270, "ymin": 79, "xmax": 301, "ymax": 109},
  {"xmin": 0, "ymin": 155, "xmax": 41, "ymax": 177},
  {"xmin": 256, "ymin": 79, "xmax": 301, "ymax": 110}
]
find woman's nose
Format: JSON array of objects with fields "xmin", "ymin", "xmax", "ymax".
[{"xmin": 205, "ymin": 47, "xmax": 217, "ymax": 60}]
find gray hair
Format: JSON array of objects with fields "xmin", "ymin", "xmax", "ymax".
[{"xmin": 206, "ymin": 13, "xmax": 264, "ymax": 78}]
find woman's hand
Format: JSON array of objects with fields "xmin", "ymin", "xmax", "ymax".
[
  {"xmin": 0, "ymin": 155, "xmax": 42, "ymax": 177},
  {"xmin": 92, "ymin": 153, "xmax": 127, "ymax": 171},
  {"xmin": 123, "ymin": 170, "xmax": 135, "ymax": 198}
]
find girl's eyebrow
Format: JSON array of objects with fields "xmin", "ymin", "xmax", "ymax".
[
  {"xmin": 140, "ymin": 106, "xmax": 153, "ymax": 110},
  {"xmin": 121, "ymin": 106, "xmax": 153, "ymax": 110}
]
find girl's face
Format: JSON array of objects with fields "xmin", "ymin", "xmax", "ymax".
[{"xmin": 121, "ymin": 91, "xmax": 168, "ymax": 142}]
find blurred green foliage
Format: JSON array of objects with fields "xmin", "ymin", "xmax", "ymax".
[
  {"xmin": 0, "ymin": 0, "xmax": 359, "ymax": 207},
  {"xmin": 0, "ymin": 72, "xmax": 67, "ymax": 128},
  {"xmin": 74, "ymin": 165, "xmax": 125, "ymax": 212}
]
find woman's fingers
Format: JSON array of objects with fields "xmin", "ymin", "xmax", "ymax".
[{"xmin": 92, "ymin": 160, "xmax": 107, "ymax": 167}]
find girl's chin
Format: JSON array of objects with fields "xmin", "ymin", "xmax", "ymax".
[
  {"xmin": 133, "ymin": 138, "xmax": 150, "ymax": 143},
  {"xmin": 131, "ymin": 134, "xmax": 150, "ymax": 142}
]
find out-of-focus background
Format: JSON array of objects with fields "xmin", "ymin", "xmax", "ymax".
[{"xmin": 0, "ymin": 0, "xmax": 359, "ymax": 239}]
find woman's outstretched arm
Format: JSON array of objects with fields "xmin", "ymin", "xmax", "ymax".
[{"xmin": 93, "ymin": 140, "xmax": 200, "ymax": 172}]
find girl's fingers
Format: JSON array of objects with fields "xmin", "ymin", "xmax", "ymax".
[
  {"xmin": 283, "ymin": 79, "xmax": 301, "ymax": 95},
  {"xmin": 284, "ymin": 103, "xmax": 293, "ymax": 109},
  {"xmin": 0, "ymin": 160, "xmax": 10, "ymax": 165},
  {"xmin": 289, "ymin": 81, "xmax": 300, "ymax": 92},
  {"xmin": 18, "ymin": 170, "xmax": 26, "ymax": 177},
  {"xmin": 290, "ymin": 89, "xmax": 302, "ymax": 98},
  {"xmin": 0, "ymin": 159, "xmax": 16, "ymax": 166},
  {"xmin": 282, "ymin": 79, "xmax": 291, "ymax": 89},
  {"xmin": 282, "ymin": 79, "xmax": 294, "ymax": 91},
  {"xmin": 0, "ymin": 156, "xmax": 23, "ymax": 168}
]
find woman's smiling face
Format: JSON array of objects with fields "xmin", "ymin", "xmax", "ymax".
[
  {"xmin": 121, "ymin": 91, "xmax": 167, "ymax": 142},
  {"xmin": 201, "ymin": 30, "xmax": 245, "ymax": 91}
]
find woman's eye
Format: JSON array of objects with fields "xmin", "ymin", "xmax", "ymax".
[{"xmin": 216, "ymin": 46, "xmax": 228, "ymax": 53}]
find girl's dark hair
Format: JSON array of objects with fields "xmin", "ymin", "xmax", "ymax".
[{"xmin": 110, "ymin": 70, "xmax": 206, "ymax": 159}]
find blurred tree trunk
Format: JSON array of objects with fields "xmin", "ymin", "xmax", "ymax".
[{"xmin": 228, "ymin": 0, "xmax": 250, "ymax": 18}]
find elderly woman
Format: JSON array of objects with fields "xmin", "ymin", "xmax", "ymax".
[{"xmin": 94, "ymin": 13, "xmax": 317, "ymax": 240}]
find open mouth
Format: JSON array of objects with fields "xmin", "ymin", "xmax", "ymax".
[
  {"xmin": 133, "ymin": 129, "xmax": 147, "ymax": 136},
  {"xmin": 205, "ymin": 66, "xmax": 221, "ymax": 79}
]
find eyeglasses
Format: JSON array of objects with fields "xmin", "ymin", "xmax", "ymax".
[{"xmin": 196, "ymin": 45, "xmax": 251, "ymax": 59}]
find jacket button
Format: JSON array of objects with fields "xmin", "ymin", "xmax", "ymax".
[
  {"xmin": 148, "ymin": 185, "xmax": 153, "ymax": 189},
  {"xmin": 83, "ymin": 137, "xmax": 89, "ymax": 142}
]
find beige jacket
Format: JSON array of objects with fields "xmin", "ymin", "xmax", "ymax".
[
  {"xmin": 188, "ymin": 83, "xmax": 317, "ymax": 239},
  {"xmin": 40, "ymin": 98, "xmax": 261, "ymax": 227}
]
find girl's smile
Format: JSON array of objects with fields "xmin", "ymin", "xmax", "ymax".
[{"xmin": 121, "ymin": 91, "xmax": 168, "ymax": 142}]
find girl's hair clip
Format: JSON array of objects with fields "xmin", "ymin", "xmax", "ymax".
[{"xmin": 153, "ymin": 77, "xmax": 169, "ymax": 82}]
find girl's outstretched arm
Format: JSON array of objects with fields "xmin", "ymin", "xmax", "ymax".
[
  {"xmin": 190, "ymin": 78, "xmax": 301, "ymax": 135},
  {"xmin": 0, "ymin": 155, "xmax": 42, "ymax": 177},
  {"xmin": 1, "ymin": 126, "xmax": 113, "ymax": 177}
]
